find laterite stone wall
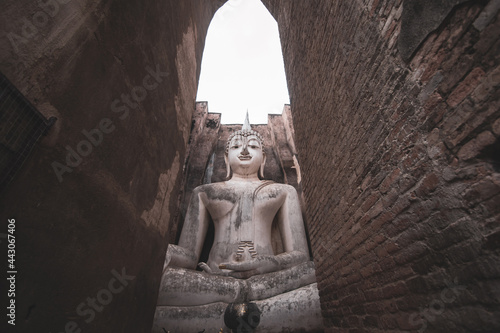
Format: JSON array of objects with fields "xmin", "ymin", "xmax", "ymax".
[
  {"xmin": 0, "ymin": 1, "xmax": 222, "ymax": 332},
  {"xmin": 264, "ymin": 1, "xmax": 500, "ymax": 332}
]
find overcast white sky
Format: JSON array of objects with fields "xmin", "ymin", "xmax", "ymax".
[{"xmin": 196, "ymin": 0, "xmax": 290, "ymax": 124}]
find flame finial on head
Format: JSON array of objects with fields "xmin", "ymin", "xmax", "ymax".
[
  {"xmin": 225, "ymin": 111, "xmax": 264, "ymax": 153},
  {"xmin": 242, "ymin": 111, "xmax": 251, "ymax": 131}
]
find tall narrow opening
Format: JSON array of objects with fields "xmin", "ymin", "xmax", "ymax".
[{"xmin": 196, "ymin": 0, "xmax": 289, "ymax": 124}]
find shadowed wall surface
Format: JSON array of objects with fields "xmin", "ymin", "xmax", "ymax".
[
  {"xmin": 0, "ymin": 1, "xmax": 222, "ymax": 332},
  {"xmin": 263, "ymin": 0, "xmax": 499, "ymax": 332}
]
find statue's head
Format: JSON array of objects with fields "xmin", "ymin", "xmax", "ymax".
[{"xmin": 224, "ymin": 113, "xmax": 266, "ymax": 179}]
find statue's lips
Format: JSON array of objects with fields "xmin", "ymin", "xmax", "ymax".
[{"xmin": 238, "ymin": 155, "xmax": 252, "ymax": 161}]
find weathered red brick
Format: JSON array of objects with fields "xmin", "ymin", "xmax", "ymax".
[
  {"xmin": 440, "ymin": 54, "xmax": 475, "ymax": 94},
  {"xmin": 476, "ymin": 130, "xmax": 497, "ymax": 148},
  {"xmin": 397, "ymin": 173, "xmax": 419, "ymax": 193},
  {"xmin": 381, "ymin": 281, "xmax": 409, "ymax": 299},
  {"xmin": 346, "ymin": 271, "xmax": 363, "ymax": 285},
  {"xmin": 414, "ymin": 172, "xmax": 440, "ymax": 197},
  {"xmin": 342, "ymin": 291, "xmax": 366, "ymax": 306},
  {"xmin": 411, "ymin": 251, "xmax": 449, "ymax": 274},
  {"xmin": 364, "ymin": 288, "xmax": 384, "ymax": 302},
  {"xmin": 464, "ymin": 176, "xmax": 500, "ymax": 205},
  {"xmin": 458, "ymin": 130, "xmax": 496, "ymax": 160},
  {"xmin": 441, "ymin": 99, "xmax": 475, "ymax": 142},
  {"xmin": 475, "ymin": 6, "xmax": 500, "ymax": 53},
  {"xmin": 480, "ymin": 193, "xmax": 500, "ymax": 216},
  {"xmin": 402, "ymin": 144, "xmax": 427, "ymax": 170},
  {"xmin": 421, "ymin": 49, "xmax": 447, "ymax": 83},
  {"xmin": 385, "ymin": 213, "xmax": 414, "ymax": 238},
  {"xmin": 382, "ymin": 240, "xmax": 401, "ymax": 254},
  {"xmin": 379, "ymin": 257, "xmax": 396, "ymax": 271},
  {"xmin": 471, "ymin": 65, "xmax": 500, "ymax": 102},
  {"xmin": 363, "ymin": 315, "xmax": 379, "ymax": 328},
  {"xmin": 360, "ymin": 192, "xmax": 380, "ymax": 213},
  {"xmin": 379, "ymin": 168, "xmax": 401, "ymax": 193},
  {"xmin": 365, "ymin": 302, "xmax": 384, "ymax": 315},
  {"xmin": 373, "ymin": 233, "xmax": 387, "ymax": 244},
  {"xmin": 427, "ymin": 220, "xmax": 473, "ymax": 251},
  {"xmin": 447, "ymin": 67, "xmax": 486, "ymax": 107},
  {"xmin": 370, "ymin": 0, "xmax": 381, "ymax": 17},
  {"xmin": 397, "ymin": 314, "xmax": 421, "ymax": 330},
  {"xmin": 445, "ymin": 242, "xmax": 481, "ymax": 264},
  {"xmin": 383, "ymin": 299, "xmax": 399, "ymax": 314},
  {"xmin": 379, "ymin": 314, "xmax": 399, "ymax": 329},
  {"xmin": 370, "ymin": 210, "xmax": 395, "ymax": 230},
  {"xmin": 406, "ymin": 275, "xmax": 428, "ymax": 293},
  {"xmin": 492, "ymin": 118, "xmax": 500, "ymax": 136},
  {"xmin": 394, "ymin": 241, "xmax": 429, "ymax": 265}
]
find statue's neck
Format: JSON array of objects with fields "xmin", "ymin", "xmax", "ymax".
[{"xmin": 228, "ymin": 174, "xmax": 261, "ymax": 182}]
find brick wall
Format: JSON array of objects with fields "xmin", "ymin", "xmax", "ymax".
[
  {"xmin": 264, "ymin": 0, "xmax": 500, "ymax": 331},
  {"xmin": 0, "ymin": 1, "xmax": 220, "ymax": 332}
]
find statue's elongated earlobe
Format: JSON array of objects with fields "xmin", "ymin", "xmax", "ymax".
[
  {"xmin": 259, "ymin": 153, "xmax": 266, "ymax": 179},
  {"xmin": 224, "ymin": 154, "xmax": 231, "ymax": 179}
]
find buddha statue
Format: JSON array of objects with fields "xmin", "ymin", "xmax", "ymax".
[{"xmin": 154, "ymin": 114, "xmax": 321, "ymax": 332}]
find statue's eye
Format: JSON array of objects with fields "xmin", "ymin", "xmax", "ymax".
[{"xmin": 247, "ymin": 140, "xmax": 260, "ymax": 149}]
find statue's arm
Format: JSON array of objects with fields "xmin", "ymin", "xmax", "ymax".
[
  {"xmin": 164, "ymin": 244, "xmax": 198, "ymax": 271},
  {"xmin": 166, "ymin": 187, "xmax": 209, "ymax": 270},
  {"xmin": 255, "ymin": 186, "xmax": 309, "ymax": 271},
  {"xmin": 276, "ymin": 186, "xmax": 310, "ymax": 261}
]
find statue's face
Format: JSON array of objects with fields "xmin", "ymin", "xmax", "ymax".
[{"xmin": 226, "ymin": 134, "xmax": 264, "ymax": 177}]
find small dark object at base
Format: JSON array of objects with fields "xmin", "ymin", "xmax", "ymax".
[{"xmin": 224, "ymin": 302, "xmax": 260, "ymax": 333}]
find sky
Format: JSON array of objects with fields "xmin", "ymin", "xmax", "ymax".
[{"xmin": 195, "ymin": 0, "xmax": 290, "ymax": 124}]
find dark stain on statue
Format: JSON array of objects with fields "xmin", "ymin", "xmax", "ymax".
[
  {"xmin": 235, "ymin": 200, "xmax": 242, "ymax": 229},
  {"xmin": 202, "ymin": 184, "xmax": 238, "ymax": 203}
]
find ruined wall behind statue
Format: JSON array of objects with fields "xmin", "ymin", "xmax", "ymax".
[
  {"xmin": 0, "ymin": 1, "xmax": 221, "ymax": 332},
  {"xmin": 264, "ymin": 0, "xmax": 500, "ymax": 331}
]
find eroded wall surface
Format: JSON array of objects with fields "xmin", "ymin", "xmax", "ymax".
[
  {"xmin": 0, "ymin": 1, "xmax": 222, "ymax": 332},
  {"xmin": 264, "ymin": 0, "xmax": 500, "ymax": 331}
]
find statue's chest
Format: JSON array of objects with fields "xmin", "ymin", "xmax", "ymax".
[{"xmin": 204, "ymin": 186, "xmax": 282, "ymax": 222}]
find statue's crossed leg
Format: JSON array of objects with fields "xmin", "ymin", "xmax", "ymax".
[{"xmin": 156, "ymin": 261, "xmax": 316, "ymax": 306}]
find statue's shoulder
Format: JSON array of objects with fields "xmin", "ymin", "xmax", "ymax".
[
  {"xmin": 192, "ymin": 182, "xmax": 228, "ymax": 194},
  {"xmin": 262, "ymin": 182, "xmax": 298, "ymax": 195}
]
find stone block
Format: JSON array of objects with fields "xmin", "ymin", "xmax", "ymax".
[
  {"xmin": 473, "ymin": 0, "xmax": 500, "ymax": 31},
  {"xmin": 414, "ymin": 173, "xmax": 440, "ymax": 197},
  {"xmin": 447, "ymin": 67, "xmax": 486, "ymax": 107},
  {"xmin": 493, "ymin": 118, "xmax": 500, "ymax": 136},
  {"xmin": 458, "ymin": 130, "xmax": 496, "ymax": 160},
  {"xmin": 394, "ymin": 241, "xmax": 429, "ymax": 265}
]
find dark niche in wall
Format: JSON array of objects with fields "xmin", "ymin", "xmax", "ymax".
[{"xmin": 0, "ymin": 72, "xmax": 56, "ymax": 192}]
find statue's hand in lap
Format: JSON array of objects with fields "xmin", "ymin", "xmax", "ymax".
[
  {"xmin": 220, "ymin": 255, "xmax": 280, "ymax": 279},
  {"xmin": 217, "ymin": 249, "xmax": 308, "ymax": 279},
  {"xmin": 198, "ymin": 255, "xmax": 285, "ymax": 279}
]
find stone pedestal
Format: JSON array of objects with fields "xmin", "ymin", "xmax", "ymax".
[{"xmin": 152, "ymin": 283, "xmax": 323, "ymax": 332}]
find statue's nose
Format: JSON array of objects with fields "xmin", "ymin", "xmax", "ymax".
[{"xmin": 241, "ymin": 142, "xmax": 249, "ymax": 155}]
